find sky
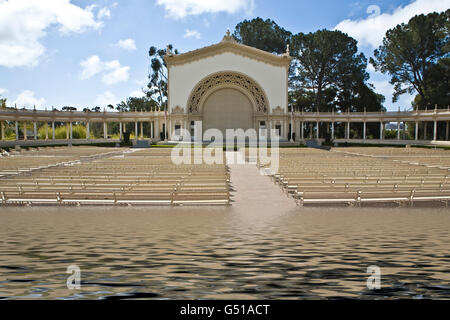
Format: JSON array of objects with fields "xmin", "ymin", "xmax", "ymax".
[{"xmin": 0, "ymin": 0, "xmax": 449, "ymax": 111}]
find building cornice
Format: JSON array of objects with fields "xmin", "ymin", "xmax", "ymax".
[
  {"xmin": 2, "ymin": 109, "xmax": 450, "ymax": 123},
  {"xmin": 165, "ymin": 38, "xmax": 293, "ymax": 69}
]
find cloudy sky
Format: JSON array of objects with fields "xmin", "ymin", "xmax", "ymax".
[{"xmin": 0, "ymin": 0, "xmax": 448, "ymax": 111}]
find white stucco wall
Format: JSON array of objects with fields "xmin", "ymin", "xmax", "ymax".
[{"xmin": 168, "ymin": 52, "xmax": 288, "ymax": 114}]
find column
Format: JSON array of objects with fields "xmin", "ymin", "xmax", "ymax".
[
  {"xmin": 155, "ymin": 118, "xmax": 159, "ymax": 141},
  {"xmin": 23, "ymin": 122, "xmax": 27, "ymax": 140},
  {"xmin": 446, "ymin": 121, "xmax": 449, "ymax": 141},
  {"xmin": 397, "ymin": 122, "xmax": 401, "ymax": 140},
  {"xmin": 135, "ymin": 122, "xmax": 138, "ymax": 140},
  {"xmin": 150, "ymin": 121, "xmax": 154, "ymax": 139},
  {"xmin": 346, "ymin": 122, "xmax": 350, "ymax": 140},
  {"xmin": 316, "ymin": 121, "xmax": 320, "ymax": 139},
  {"xmin": 309, "ymin": 123, "xmax": 313, "ymax": 139},
  {"xmin": 403, "ymin": 122, "xmax": 406, "ymax": 141},
  {"xmin": 168, "ymin": 118, "xmax": 172, "ymax": 141},
  {"xmin": 285, "ymin": 119, "xmax": 289, "ymax": 140},
  {"xmin": 434, "ymin": 120, "xmax": 438, "ymax": 141},
  {"xmin": 1, "ymin": 121, "xmax": 4, "ymax": 141},
  {"xmin": 45, "ymin": 123, "xmax": 49, "ymax": 140},
  {"xmin": 269, "ymin": 120, "xmax": 273, "ymax": 139},
  {"xmin": 119, "ymin": 122, "xmax": 123, "ymax": 140},
  {"xmin": 33, "ymin": 122, "xmax": 37, "ymax": 140},
  {"xmin": 415, "ymin": 122, "xmax": 419, "ymax": 141},
  {"xmin": 52, "ymin": 122, "xmax": 55, "ymax": 140},
  {"xmin": 140, "ymin": 122, "xmax": 144, "ymax": 139},
  {"xmin": 15, "ymin": 121, "xmax": 18, "ymax": 141},
  {"xmin": 65, "ymin": 123, "xmax": 69, "ymax": 140},
  {"xmin": 331, "ymin": 122, "xmax": 335, "ymax": 140},
  {"xmin": 103, "ymin": 122, "xmax": 107, "ymax": 139},
  {"xmin": 70, "ymin": 122, "xmax": 73, "ymax": 140},
  {"xmin": 301, "ymin": 121, "xmax": 304, "ymax": 140},
  {"xmin": 183, "ymin": 119, "xmax": 187, "ymax": 141},
  {"xmin": 86, "ymin": 122, "xmax": 90, "ymax": 140},
  {"xmin": 290, "ymin": 116, "xmax": 294, "ymax": 142},
  {"xmin": 380, "ymin": 122, "xmax": 384, "ymax": 140},
  {"xmin": 424, "ymin": 122, "xmax": 428, "ymax": 140},
  {"xmin": 363, "ymin": 122, "xmax": 366, "ymax": 140},
  {"xmin": 164, "ymin": 114, "xmax": 167, "ymax": 141}
]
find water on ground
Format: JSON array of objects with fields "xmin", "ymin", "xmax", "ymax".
[{"xmin": 0, "ymin": 206, "xmax": 449, "ymax": 299}]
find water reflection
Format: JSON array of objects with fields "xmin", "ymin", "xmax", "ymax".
[{"xmin": 0, "ymin": 207, "xmax": 449, "ymax": 299}]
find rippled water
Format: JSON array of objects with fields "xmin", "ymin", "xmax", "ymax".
[{"xmin": 0, "ymin": 206, "xmax": 449, "ymax": 300}]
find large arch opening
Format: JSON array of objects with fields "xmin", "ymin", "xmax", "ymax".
[
  {"xmin": 202, "ymin": 88, "xmax": 254, "ymax": 137},
  {"xmin": 187, "ymin": 71, "xmax": 269, "ymax": 115}
]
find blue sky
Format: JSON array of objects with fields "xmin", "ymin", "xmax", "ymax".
[{"xmin": 0, "ymin": 0, "xmax": 449, "ymax": 111}]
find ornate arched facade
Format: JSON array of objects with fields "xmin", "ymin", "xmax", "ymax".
[
  {"xmin": 165, "ymin": 32, "xmax": 292, "ymax": 140},
  {"xmin": 187, "ymin": 72, "xmax": 269, "ymax": 115}
]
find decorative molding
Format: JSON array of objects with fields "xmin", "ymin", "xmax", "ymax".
[
  {"xmin": 272, "ymin": 106, "xmax": 284, "ymax": 114},
  {"xmin": 187, "ymin": 72, "xmax": 269, "ymax": 115},
  {"xmin": 222, "ymin": 29, "xmax": 237, "ymax": 43},
  {"xmin": 172, "ymin": 105, "xmax": 184, "ymax": 114},
  {"xmin": 165, "ymin": 40, "xmax": 292, "ymax": 68}
]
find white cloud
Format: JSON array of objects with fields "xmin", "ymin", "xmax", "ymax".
[
  {"xmin": 95, "ymin": 91, "xmax": 119, "ymax": 107},
  {"xmin": 0, "ymin": 88, "xmax": 8, "ymax": 96},
  {"xmin": 115, "ymin": 38, "xmax": 137, "ymax": 51},
  {"xmin": 102, "ymin": 60, "xmax": 130, "ymax": 85},
  {"xmin": 80, "ymin": 55, "xmax": 103, "ymax": 79},
  {"xmin": 156, "ymin": 0, "xmax": 255, "ymax": 19},
  {"xmin": 129, "ymin": 89, "xmax": 146, "ymax": 98},
  {"xmin": 80, "ymin": 55, "xmax": 130, "ymax": 85},
  {"xmin": 97, "ymin": 7, "xmax": 111, "ymax": 20},
  {"xmin": 0, "ymin": 0, "xmax": 105, "ymax": 68},
  {"xmin": 335, "ymin": 0, "xmax": 450, "ymax": 48},
  {"xmin": 8, "ymin": 90, "xmax": 46, "ymax": 108},
  {"xmin": 184, "ymin": 29, "xmax": 201, "ymax": 39},
  {"xmin": 366, "ymin": 5, "xmax": 381, "ymax": 19},
  {"xmin": 367, "ymin": 63, "xmax": 376, "ymax": 73}
]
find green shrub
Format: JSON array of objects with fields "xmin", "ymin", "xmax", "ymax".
[{"xmin": 38, "ymin": 125, "xmax": 86, "ymax": 139}]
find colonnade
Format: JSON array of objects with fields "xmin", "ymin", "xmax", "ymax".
[
  {"xmin": 284, "ymin": 120, "xmax": 449, "ymax": 142},
  {"xmin": 1, "ymin": 119, "xmax": 449, "ymax": 142},
  {"xmin": 0, "ymin": 119, "xmax": 163, "ymax": 142},
  {"xmin": 2, "ymin": 108, "xmax": 450, "ymax": 144}
]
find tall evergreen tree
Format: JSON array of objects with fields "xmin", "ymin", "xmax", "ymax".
[
  {"xmin": 146, "ymin": 44, "xmax": 178, "ymax": 111},
  {"xmin": 370, "ymin": 10, "xmax": 449, "ymax": 108},
  {"xmin": 233, "ymin": 18, "xmax": 291, "ymax": 54},
  {"xmin": 290, "ymin": 29, "xmax": 382, "ymax": 112}
]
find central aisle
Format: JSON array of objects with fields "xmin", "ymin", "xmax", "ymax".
[{"xmin": 226, "ymin": 151, "xmax": 297, "ymax": 211}]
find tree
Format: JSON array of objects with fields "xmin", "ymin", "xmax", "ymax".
[
  {"xmin": 116, "ymin": 97, "xmax": 158, "ymax": 112},
  {"xmin": 146, "ymin": 45, "xmax": 178, "ymax": 111},
  {"xmin": 233, "ymin": 18, "xmax": 292, "ymax": 54},
  {"xmin": 370, "ymin": 10, "xmax": 449, "ymax": 107},
  {"xmin": 290, "ymin": 30, "xmax": 380, "ymax": 112},
  {"xmin": 232, "ymin": 19, "xmax": 385, "ymax": 114},
  {"xmin": 412, "ymin": 57, "xmax": 450, "ymax": 109},
  {"xmin": 351, "ymin": 83, "xmax": 386, "ymax": 112}
]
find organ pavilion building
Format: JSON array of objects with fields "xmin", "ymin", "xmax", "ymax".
[{"xmin": 165, "ymin": 30, "xmax": 293, "ymax": 140}]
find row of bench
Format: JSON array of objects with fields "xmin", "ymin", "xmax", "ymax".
[
  {"xmin": 258, "ymin": 148, "xmax": 450, "ymax": 207},
  {"xmin": 0, "ymin": 147, "xmax": 231, "ymax": 206}
]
